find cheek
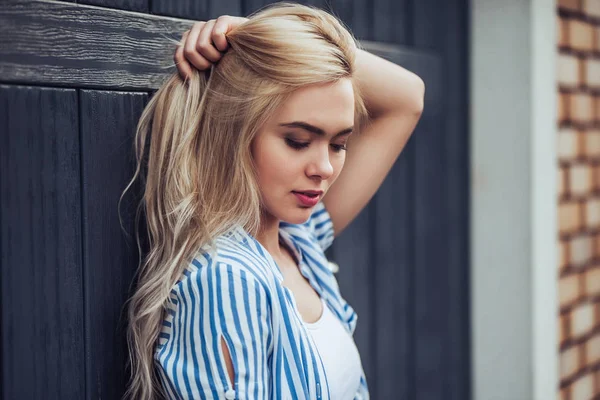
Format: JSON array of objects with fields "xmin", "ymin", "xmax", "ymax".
[
  {"xmin": 331, "ymin": 153, "xmax": 346, "ymax": 179},
  {"xmin": 253, "ymin": 138, "xmax": 297, "ymax": 186}
]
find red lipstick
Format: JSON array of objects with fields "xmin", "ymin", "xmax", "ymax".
[{"xmin": 292, "ymin": 190, "xmax": 322, "ymax": 206}]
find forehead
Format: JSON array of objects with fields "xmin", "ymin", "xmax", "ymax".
[{"xmin": 273, "ymin": 79, "xmax": 355, "ymax": 129}]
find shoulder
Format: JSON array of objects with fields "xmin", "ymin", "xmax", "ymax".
[{"xmin": 180, "ymin": 226, "xmax": 275, "ymax": 294}]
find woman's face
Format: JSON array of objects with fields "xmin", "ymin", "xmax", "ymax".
[{"xmin": 251, "ymin": 78, "xmax": 355, "ymax": 225}]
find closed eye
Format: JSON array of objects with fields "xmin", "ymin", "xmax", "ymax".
[
  {"xmin": 285, "ymin": 138, "xmax": 347, "ymax": 152},
  {"xmin": 331, "ymin": 143, "xmax": 347, "ymax": 152},
  {"xmin": 285, "ymin": 138, "xmax": 309, "ymax": 150}
]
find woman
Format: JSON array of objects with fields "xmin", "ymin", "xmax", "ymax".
[{"xmin": 123, "ymin": 3, "xmax": 424, "ymax": 399}]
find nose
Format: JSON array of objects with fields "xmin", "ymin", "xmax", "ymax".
[{"xmin": 306, "ymin": 145, "xmax": 334, "ymax": 180}]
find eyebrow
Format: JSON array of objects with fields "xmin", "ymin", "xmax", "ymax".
[{"xmin": 278, "ymin": 121, "xmax": 354, "ymax": 137}]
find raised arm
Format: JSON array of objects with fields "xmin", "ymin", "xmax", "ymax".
[
  {"xmin": 173, "ymin": 17, "xmax": 424, "ymax": 237},
  {"xmin": 322, "ymin": 48, "xmax": 425, "ymax": 235}
]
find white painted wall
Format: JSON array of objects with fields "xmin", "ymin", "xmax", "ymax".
[{"xmin": 470, "ymin": 0, "xmax": 558, "ymax": 399}]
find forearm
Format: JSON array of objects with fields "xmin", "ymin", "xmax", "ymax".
[{"xmin": 354, "ymin": 48, "xmax": 425, "ymax": 119}]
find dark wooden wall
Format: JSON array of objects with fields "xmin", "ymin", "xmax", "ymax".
[{"xmin": 0, "ymin": 0, "xmax": 470, "ymax": 399}]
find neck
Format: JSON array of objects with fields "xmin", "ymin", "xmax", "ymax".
[{"xmin": 255, "ymin": 213, "xmax": 285, "ymax": 260}]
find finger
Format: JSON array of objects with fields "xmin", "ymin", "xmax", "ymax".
[
  {"xmin": 184, "ymin": 21, "xmax": 212, "ymax": 70},
  {"xmin": 174, "ymin": 31, "xmax": 193, "ymax": 80},
  {"xmin": 213, "ymin": 16, "xmax": 248, "ymax": 51},
  {"xmin": 196, "ymin": 19, "xmax": 222, "ymax": 63},
  {"xmin": 212, "ymin": 16, "xmax": 231, "ymax": 52}
]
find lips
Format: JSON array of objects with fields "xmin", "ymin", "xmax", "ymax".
[
  {"xmin": 292, "ymin": 190, "xmax": 323, "ymax": 197},
  {"xmin": 292, "ymin": 191, "xmax": 322, "ymax": 206}
]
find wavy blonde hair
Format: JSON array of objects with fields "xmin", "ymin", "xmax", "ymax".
[{"xmin": 121, "ymin": 2, "xmax": 369, "ymax": 399}]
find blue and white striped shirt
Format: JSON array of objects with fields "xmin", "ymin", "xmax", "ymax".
[{"xmin": 155, "ymin": 201, "xmax": 369, "ymax": 399}]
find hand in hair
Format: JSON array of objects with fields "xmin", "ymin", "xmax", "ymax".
[{"xmin": 175, "ymin": 15, "xmax": 249, "ymax": 80}]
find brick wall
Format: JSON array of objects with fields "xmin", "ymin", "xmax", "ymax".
[{"xmin": 558, "ymin": 1, "xmax": 600, "ymax": 399}]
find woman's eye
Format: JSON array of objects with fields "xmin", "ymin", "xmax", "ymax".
[
  {"xmin": 331, "ymin": 143, "xmax": 347, "ymax": 152},
  {"xmin": 285, "ymin": 138, "xmax": 309, "ymax": 150}
]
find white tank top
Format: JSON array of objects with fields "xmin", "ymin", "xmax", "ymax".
[{"xmin": 303, "ymin": 297, "xmax": 363, "ymax": 399}]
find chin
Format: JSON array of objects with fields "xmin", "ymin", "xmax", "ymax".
[{"xmin": 280, "ymin": 208, "xmax": 313, "ymax": 225}]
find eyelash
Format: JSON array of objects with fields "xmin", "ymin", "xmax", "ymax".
[{"xmin": 285, "ymin": 138, "xmax": 347, "ymax": 152}]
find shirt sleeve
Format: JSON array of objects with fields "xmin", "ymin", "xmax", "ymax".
[
  {"xmin": 305, "ymin": 201, "xmax": 335, "ymax": 252},
  {"xmin": 156, "ymin": 261, "xmax": 272, "ymax": 400}
]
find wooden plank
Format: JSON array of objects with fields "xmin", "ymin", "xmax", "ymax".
[
  {"xmin": 329, "ymin": 0, "xmax": 371, "ymax": 41},
  {"xmin": 79, "ymin": 0, "xmax": 148, "ymax": 13},
  {"xmin": 79, "ymin": 90, "xmax": 149, "ymax": 400},
  {"xmin": 330, "ymin": 204, "xmax": 375, "ymax": 389},
  {"xmin": 0, "ymin": 2, "xmax": 437, "ymax": 97},
  {"xmin": 152, "ymin": 0, "xmax": 241, "ymax": 20},
  {"xmin": 413, "ymin": 109, "xmax": 448, "ymax": 400},
  {"xmin": 413, "ymin": 0, "xmax": 442, "ymax": 50},
  {"xmin": 152, "ymin": 0, "xmax": 209, "ymax": 20},
  {"xmin": 0, "ymin": 84, "xmax": 84, "ymax": 400},
  {"xmin": 0, "ymin": 0, "xmax": 194, "ymax": 90},
  {"xmin": 373, "ymin": 137, "xmax": 414, "ymax": 399},
  {"xmin": 442, "ymin": 1, "xmax": 471, "ymax": 399},
  {"xmin": 372, "ymin": 0, "xmax": 410, "ymax": 44},
  {"xmin": 244, "ymin": 0, "xmax": 272, "ymax": 16},
  {"xmin": 209, "ymin": 0, "xmax": 243, "ymax": 20}
]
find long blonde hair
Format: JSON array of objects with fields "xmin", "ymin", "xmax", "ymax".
[{"xmin": 121, "ymin": 2, "xmax": 369, "ymax": 399}]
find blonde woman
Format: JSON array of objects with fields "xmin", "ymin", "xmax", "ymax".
[{"xmin": 124, "ymin": 3, "xmax": 424, "ymax": 399}]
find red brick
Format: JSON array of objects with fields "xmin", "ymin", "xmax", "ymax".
[
  {"xmin": 584, "ymin": 267, "xmax": 600, "ymax": 297},
  {"xmin": 569, "ymin": 164, "xmax": 592, "ymax": 196},
  {"xmin": 583, "ymin": 0, "xmax": 600, "ymax": 18},
  {"xmin": 572, "ymin": 302, "xmax": 594, "ymax": 338},
  {"xmin": 570, "ymin": 19, "xmax": 595, "ymax": 52},
  {"xmin": 571, "ymin": 234, "xmax": 592, "ymax": 267},
  {"xmin": 585, "ymin": 60, "xmax": 600, "ymax": 89},
  {"xmin": 560, "ymin": 201, "xmax": 582, "ymax": 234},
  {"xmin": 560, "ymin": 344, "xmax": 581, "ymax": 380},
  {"xmin": 569, "ymin": 93, "xmax": 594, "ymax": 124},
  {"xmin": 583, "ymin": 130, "xmax": 600, "ymax": 158},
  {"xmin": 560, "ymin": 0, "xmax": 581, "ymax": 12},
  {"xmin": 584, "ymin": 334, "xmax": 600, "ymax": 365},
  {"xmin": 585, "ymin": 198, "xmax": 600, "ymax": 228},
  {"xmin": 561, "ymin": 273, "xmax": 581, "ymax": 307},
  {"xmin": 559, "ymin": 128, "xmax": 580, "ymax": 161},
  {"xmin": 559, "ymin": 53, "xmax": 581, "ymax": 88},
  {"xmin": 571, "ymin": 372, "xmax": 593, "ymax": 400}
]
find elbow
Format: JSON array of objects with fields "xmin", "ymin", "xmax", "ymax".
[{"xmin": 411, "ymin": 76, "xmax": 425, "ymax": 116}]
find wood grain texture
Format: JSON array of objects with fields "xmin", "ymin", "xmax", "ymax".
[
  {"xmin": 373, "ymin": 138, "xmax": 414, "ymax": 399},
  {"xmin": 79, "ymin": 0, "xmax": 148, "ymax": 13},
  {"xmin": 329, "ymin": 0, "xmax": 371, "ymax": 41},
  {"xmin": 79, "ymin": 89, "xmax": 149, "ymax": 400},
  {"xmin": 0, "ymin": 0, "xmax": 194, "ymax": 90},
  {"xmin": 442, "ymin": 1, "xmax": 471, "ymax": 399},
  {"xmin": 373, "ymin": 0, "xmax": 410, "ymax": 44},
  {"xmin": 152, "ymin": 0, "xmax": 242, "ymax": 21},
  {"xmin": 330, "ymin": 204, "xmax": 376, "ymax": 388},
  {"xmin": 413, "ymin": 0, "xmax": 443, "ymax": 50},
  {"xmin": 413, "ymin": 111, "xmax": 448, "ymax": 400},
  {"xmin": 0, "ymin": 84, "xmax": 84, "ymax": 400}
]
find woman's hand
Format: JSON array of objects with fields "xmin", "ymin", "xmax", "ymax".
[{"xmin": 175, "ymin": 16, "xmax": 248, "ymax": 80}]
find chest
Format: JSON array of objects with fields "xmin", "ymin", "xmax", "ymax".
[{"xmin": 273, "ymin": 251, "xmax": 323, "ymax": 324}]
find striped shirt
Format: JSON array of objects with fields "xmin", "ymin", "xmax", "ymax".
[{"xmin": 155, "ymin": 201, "xmax": 370, "ymax": 399}]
